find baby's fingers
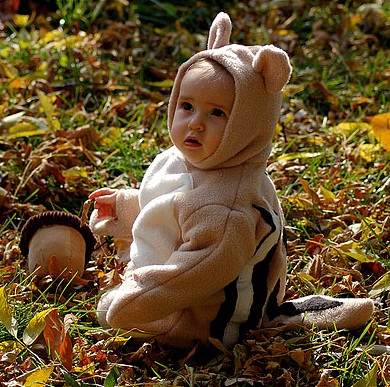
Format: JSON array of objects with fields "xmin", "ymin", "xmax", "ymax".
[{"xmin": 89, "ymin": 188, "xmax": 116, "ymax": 200}]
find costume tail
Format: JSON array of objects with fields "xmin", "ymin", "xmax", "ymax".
[{"xmin": 267, "ymin": 295, "xmax": 374, "ymax": 330}]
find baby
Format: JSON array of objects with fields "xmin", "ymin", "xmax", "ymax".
[{"xmin": 89, "ymin": 13, "xmax": 374, "ymax": 348}]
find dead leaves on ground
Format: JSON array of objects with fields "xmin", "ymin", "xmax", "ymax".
[
  {"xmin": 0, "ymin": 286, "xmax": 74, "ymax": 371},
  {"xmin": 0, "ymin": 0, "xmax": 389, "ymax": 386}
]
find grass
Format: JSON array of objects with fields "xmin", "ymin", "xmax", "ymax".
[{"xmin": 0, "ymin": 0, "xmax": 389, "ymax": 385}]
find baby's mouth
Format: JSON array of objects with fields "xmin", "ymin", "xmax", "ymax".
[{"xmin": 184, "ymin": 136, "xmax": 201, "ymax": 147}]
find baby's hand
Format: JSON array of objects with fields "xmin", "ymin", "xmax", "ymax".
[{"xmin": 89, "ymin": 188, "xmax": 118, "ymax": 219}]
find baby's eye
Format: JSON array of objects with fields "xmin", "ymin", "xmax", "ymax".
[
  {"xmin": 182, "ymin": 102, "xmax": 193, "ymax": 111},
  {"xmin": 212, "ymin": 108, "xmax": 226, "ymax": 117}
]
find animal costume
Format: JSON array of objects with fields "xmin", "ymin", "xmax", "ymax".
[{"xmin": 89, "ymin": 13, "xmax": 374, "ymax": 348}]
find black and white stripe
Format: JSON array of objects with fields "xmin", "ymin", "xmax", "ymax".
[{"xmin": 210, "ymin": 205, "xmax": 281, "ymax": 346}]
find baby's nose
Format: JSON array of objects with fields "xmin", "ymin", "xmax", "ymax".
[{"xmin": 189, "ymin": 114, "xmax": 205, "ymax": 131}]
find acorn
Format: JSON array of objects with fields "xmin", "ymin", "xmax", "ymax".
[{"xmin": 20, "ymin": 211, "xmax": 96, "ymax": 276}]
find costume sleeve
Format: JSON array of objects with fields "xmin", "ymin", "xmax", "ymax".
[
  {"xmin": 103, "ymin": 204, "xmax": 261, "ymax": 328},
  {"xmin": 89, "ymin": 188, "xmax": 140, "ymax": 241}
]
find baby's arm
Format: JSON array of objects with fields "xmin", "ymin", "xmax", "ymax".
[
  {"xmin": 101, "ymin": 205, "xmax": 256, "ymax": 328},
  {"xmin": 89, "ymin": 188, "xmax": 140, "ymax": 254}
]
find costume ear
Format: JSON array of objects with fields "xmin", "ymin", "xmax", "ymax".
[
  {"xmin": 252, "ymin": 45, "xmax": 292, "ymax": 94},
  {"xmin": 207, "ymin": 12, "xmax": 232, "ymax": 49}
]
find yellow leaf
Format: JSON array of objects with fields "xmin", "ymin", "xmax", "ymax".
[
  {"xmin": 0, "ymin": 62, "xmax": 27, "ymax": 87},
  {"xmin": 320, "ymin": 186, "xmax": 336, "ymax": 200},
  {"xmin": 36, "ymin": 90, "xmax": 61, "ymax": 130},
  {"xmin": 101, "ymin": 127, "xmax": 122, "ymax": 146},
  {"xmin": 284, "ymin": 84, "xmax": 305, "ymax": 97},
  {"xmin": 23, "ymin": 365, "xmax": 54, "ymax": 387},
  {"xmin": 2, "ymin": 63, "xmax": 19, "ymax": 79},
  {"xmin": 328, "ymin": 227, "xmax": 344, "ymax": 239},
  {"xmin": 338, "ymin": 241, "xmax": 374, "ymax": 262},
  {"xmin": 0, "ymin": 111, "xmax": 26, "ymax": 129},
  {"xmin": 73, "ymin": 362, "xmax": 96, "ymax": 374},
  {"xmin": 23, "ymin": 309, "xmax": 55, "ymax": 346},
  {"xmin": 0, "ymin": 340, "xmax": 24, "ymax": 362},
  {"xmin": 145, "ymin": 79, "xmax": 174, "ymax": 88},
  {"xmin": 0, "ymin": 340, "xmax": 22, "ymax": 354},
  {"xmin": 277, "ymin": 152, "xmax": 323, "ymax": 161},
  {"xmin": 8, "ymin": 122, "xmax": 38, "ymax": 134},
  {"xmin": 0, "ymin": 47, "xmax": 10, "ymax": 58},
  {"xmin": 331, "ymin": 122, "xmax": 372, "ymax": 136},
  {"xmin": 276, "ymin": 29, "xmax": 293, "ymax": 37},
  {"xmin": 37, "ymin": 90, "xmax": 55, "ymax": 117},
  {"xmin": 288, "ymin": 196, "xmax": 313, "ymax": 210},
  {"xmin": 367, "ymin": 113, "xmax": 390, "ymax": 151},
  {"xmin": 343, "ymin": 249, "xmax": 374, "ymax": 262},
  {"xmin": 7, "ymin": 121, "xmax": 49, "ymax": 139},
  {"xmin": 359, "ymin": 143, "xmax": 381, "ymax": 162},
  {"xmin": 369, "ymin": 272, "xmax": 390, "ymax": 297},
  {"xmin": 39, "ymin": 29, "xmax": 64, "ymax": 44},
  {"xmin": 62, "ymin": 167, "xmax": 88, "ymax": 180},
  {"xmin": 13, "ymin": 14, "xmax": 30, "ymax": 27},
  {"xmin": 297, "ymin": 272, "xmax": 316, "ymax": 283},
  {"xmin": 0, "ymin": 287, "xmax": 18, "ymax": 337},
  {"xmin": 9, "ymin": 77, "xmax": 26, "ymax": 89},
  {"xmin": 274, "ymin": 122, "xmax": 282, "ymax": 135},
  {"xmin": 360, "ymin": 216, "xmax": 381, "ymax": 239}
]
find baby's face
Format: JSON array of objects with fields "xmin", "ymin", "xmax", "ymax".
[{"xmin": 170, "ymin": 66, "xmax": 234, "ymax": 164}]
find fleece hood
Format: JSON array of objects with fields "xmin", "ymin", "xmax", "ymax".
[{"xmin": 168, "ymin": 12, "xmax": 292, "ymax": 170}]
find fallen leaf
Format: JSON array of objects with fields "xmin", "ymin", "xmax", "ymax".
[
  {"xmin": 277, "ymin": 152, "xmax": 323, "ymax": 161},
  {"xmin": 320, "ymin": 186, "xmax": 336, "ymax": 201},
  {"xmin": 48, "ymin": 256, "xmax": 89, "ymax": 286},
  {"xmin": 43, "ymin": 309, "xmax": 73, "ymax": 371},
  {"xmin": 23, "ymin": 308, "xmax": 56, "ymax": 346},
  {"xmin": 299, "ymin": 178, "xmax": 320, "ymax": 205},
  {"xmin": 0, "ymin": 286, "xmax": 18, "ymax": 337},
  {"xmin": 0, "ymin": 340, "xmax": 24, "ymax": 362},
  {"xmin": 225, "ymin": 377, "xmax": 254, "ymax": 386},
  {"xmin": 290, "ymin": 349, "xmax": 306, "ymax": 366},
  {"xmin": 23, "ymin": 364, "xmax": 54, "ymax": 387},
  {"xmin": 331, "ymin": 122, "xmax": 372, "ymax": 136},
  {"xmin": 369, "ymin": 272, "xmax": 390, "ymax": 297},
  {"xmin": 367, "ymin": 113, "xmax": 390, "ymax": 151},
  {"xmin": 13, "ymin": 14, "xmax": 30, "ymax": 27},
  {"xmin": 352, "ymin": 362, "xmax": 377, "ymax": 387},
  {"xmin": 359, "ymin": 143, "xmax": 381, "ymax": 162},
  {"xmin": 36, "ymin": 90, "xmax": 61, "ymax": 130}
]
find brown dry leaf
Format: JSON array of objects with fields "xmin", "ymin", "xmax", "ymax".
[
  {"xmin": 43, "ymin": 309, "xmax": 73, "ymax": 371},
  {"xmin": 81, "ymin": 199, "xmax": 93, "ymax": 226},
  {"xmin": 316, "ymin": 369, "xmax": 340, "ymax": 386},
  {"xmin": 276, "ymin": 368, "xmax": 294, "ymax": 385},
  {"xmin": 305, "ymin": 255, "xmax": 323, "ymax": 280},
  {"xmin": 268, "ymin": 340, "xmax": 290, "ymax": 358},
  {"xmin": 310, "ymin": 81, "xmax": 339, "ymax": 108},
  {"xmin": 48, "ymin": 256, "xmax": 89, "ymax": 286},
  {"xmin": 208, "ymin": 337, "xmax": 230, "ymax": 356},
  {"xmin": 98, "ymin": 267, "xmax": 122, "ymax": 293},
  {"xmin": 299, "ymin": 178, "xmax": 321, "ymax": 205}
]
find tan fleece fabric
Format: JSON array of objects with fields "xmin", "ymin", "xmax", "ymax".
[
  {"xmin": 96, "ymin": 150, "xmax": 286, "ymax": 347},
  {"xmin": 91, "ymin": 13, "xmax": 374, "ymax": 348},
  {"xmin": 167, "ymin": 12, "xmax": 292, "ymax": 170},
  {"xmin": 268, "ymin": 296, "xmax": 374, "ymax": 330}
]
